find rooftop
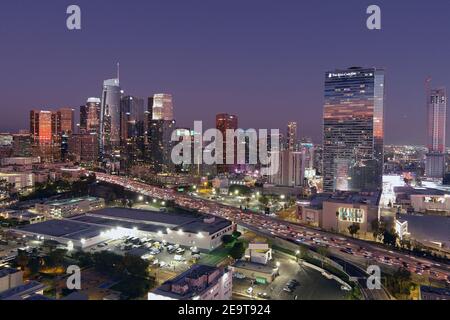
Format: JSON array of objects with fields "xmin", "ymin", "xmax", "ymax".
[
  {"xmin": 152, "ymin": 265, "xmax": 225, "ymax": 299},
  {"xmin": 0, "ymin": 281, "xmax": 45, "ymax": 300},
  {"xmin": 233, "ymin": 260, "xmax": 277, "ymax": 274},
  {"xmin": 16, "ymin": 219, "xmax": 107, "ymax": 241},
  {"xmin": 42, "ymin": 197, "xmax": 101, "ymax": 207},
  {"xmin": 89, "ymin": 208, "xmax": 231, "ymax": 235},
  {"xmin": 420, "ymin": 285, "xmax": 450, "ymax": 297},
  {"xmin": 0, "ymin": 267, "xmax": 21, "ymax": 278},
  {"xmin": 90, "ymin": 207, "xmax": 195, "ymax": 226},
  {"xmin": 309, "ymin": 191, "xmax": 381, "ymax": 209},
  {"xmin": 15, "ymin": 207, "xmax": 232, "ymax": 241}
]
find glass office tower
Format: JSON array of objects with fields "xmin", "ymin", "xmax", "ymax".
[
  {"xmin": 100, "ymin": 78, "xmax": 121, "ymax": 158},
  {"xmin": 323, "ymin": 67, "xmax": 385, "ymax": 192}
]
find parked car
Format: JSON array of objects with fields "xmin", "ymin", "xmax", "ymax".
[
  {"xmin": 233, "ymin": 272, "xmax": 246, "ymax": 279},
  {"xmin": 190, "ymin": 247, "xmax": 200, "ymax": 254},
  {"xmin": 174, "ymin": 255, "xmax": 186, "ymax": 262}
]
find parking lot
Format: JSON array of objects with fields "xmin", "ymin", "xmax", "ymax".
[
  {"xmin": 85, "ymin": 236, "xmax": 201, "ymax": 281},
  {"xmin": 232, "ymin": 252, "xmax": 347, "ymax": 300}
]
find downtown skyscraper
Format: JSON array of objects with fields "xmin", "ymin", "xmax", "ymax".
[
  {"xmin": 322, "ymin": 67, "xmax": 385, "ymax": 192},
  {"xmin": 146, "ymin": 94, "xmax": 176, "ymax": 173},
  {"xmin": 29, "ymin": 110, "xmax": 62, "ymax": 162},
  {"xmin": 216, "ymin": 113, "xmax": 238, "ymax": 174},
  {"xmin": 287, "ymin": 121, "xmax": 298, "ymax": 151},
  {"xmin": 99, "ymin": 77, "xmax": 122, "ymax": 160},
  {"xmin": 425, "ymin": 81, "xmax": 447, "ymax": 178}
]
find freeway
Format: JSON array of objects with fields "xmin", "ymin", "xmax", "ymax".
[{"xmin": 94, "ymin": 173, "xmax": 450, "ymax": 288}]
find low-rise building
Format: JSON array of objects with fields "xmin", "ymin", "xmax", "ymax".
[
  {"xmin": 0, "ymin": 171, "xmax": 34, "ymax": 190},
  {"xmin": 419, "ymin": 285, "xmax": 450, "ymax": 300},
  {"xmin": 0, "ymin": 267, "xmax": 46, "ymax": 300},
  {"xmin": 15, "ymin": 207, "xmax": 234, "ymax": 251},
  {"xmin": 148, "ymin": 265, "xmax": 232, "ymax": 300},
  {"xmin": 394, "ymin": 186, "xmax": 450, "ymax": 214},
  {"xmin": 244, "ymin": 242, "xmax": 272, "ymax": 265},
  {"xmin": 35, "ymin": 197, "xmax": 105, "ymax": 218},
  {"xmin": 0, "ymin": 210, "xmax": 45, "ymax": 224},
  {"xmin": 0, "ymin": 157, "xmax": 40, "ymax": 166},
  {"xmin": 298, "ymin": 191, "xmax": 380, "ymax": 235},
  {"xmin": 231, "ymin": 260, "xmax": 278, "ymax": 284}
]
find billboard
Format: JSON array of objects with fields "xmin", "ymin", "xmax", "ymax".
[{"xmin": 338, "ymin": 207, "xmax": 364, "ymax": 223}]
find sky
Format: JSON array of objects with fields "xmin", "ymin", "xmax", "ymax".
[{"xmin": 0, "ymin": 0, "xmax": 450, "ymax": 145}]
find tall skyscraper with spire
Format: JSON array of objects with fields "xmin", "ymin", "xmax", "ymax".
[{"xmin": 425, "ymin": 78, "xmax": 447, "ymax": 178}]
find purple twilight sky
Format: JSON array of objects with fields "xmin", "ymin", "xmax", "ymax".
[{"xmin": 0, "ymin": 0, "xmax": 450, "ymax": 145}]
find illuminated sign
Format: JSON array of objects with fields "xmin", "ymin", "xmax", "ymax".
[
  {"xmin": 327, "ymin": 72, "xmax": 373, "ymax": 79},
  {"xmin": 424, "ymin": 196, "xmax": 445, "ymax": 204},
  {"xmin": 338, "ymin": 207, "xmax": 364, "ymax": 224}
]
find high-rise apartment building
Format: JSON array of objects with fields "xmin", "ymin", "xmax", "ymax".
[
  {"xmin": 146, "ymin": 119, "xmax": 176, "ymax": 173},
  {"xmin": 287, "ymin": 121, "xmax": 298, "ymax": 151},
  {"xmin": 80, "ymin": 98, "xmax": 101, "ymax": 134},
  {"xmin": 145, "ymin": 94, "xmax": 176, "ymax": 173},
  {"xmin": 268, "ymin": 149, "xmax": 305, "ymax": 187},
  {"xmin": 120, "ymin": 95, "xmax": 145, "ymax": 167},
  {"xmin": 216, "ymin": 113, "xmax": 238, "ymax": 174},
  {"xmin": 425, "ymin": 83, "xmax": 447, "ymax": 178},
  {"xmin": 323, "ymin": 67, "xmax": 385, "ymax": 192},
  {"xmin": 58, "ymin": 108, "xmax": 75, "ymax": 135},
  {"xmin": 151, "ymin": 94, "xmax": 173, "ymax": 121},
  {"xmin": 67, "ymin": 133, "xmax": 99, "ymax": 164}
]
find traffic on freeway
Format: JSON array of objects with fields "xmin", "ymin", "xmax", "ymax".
[{"xmin": 95, "ymin": 173, "xmax": 450, "ymax": 285}]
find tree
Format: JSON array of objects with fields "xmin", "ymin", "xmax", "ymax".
[
  {"xmin": 229, "ymin": 242, "xmax": 245, "ymax": 260},
  {"xmin": 28, "ymin": 257, "xmax": 42, "ymax": 275},
  {"xmin": 232, "ymin": 231, "xmax": 242, "ymax": 239},
  {"xmin": 345, "ymin": 285, "xmax": 362, "ymax": 300},
  {"xmin": 400, "ymin": 239, "xmax": 412, "ymax": 250},
  {"xmin": 298, "ymin": 245, "xmax": 309, "ymax": 259},
  {"xmin": 371, "ymin": 219, "xmax": 382, "ymax": 240},
  {"xmin": 348, "ymin": 223, "xmax": 360, "ymax": 238},
  {"xmin": 122, "ymin": 254, "xmax": 150, "ymax": 278},
  {"xmin": 93, "ymin": 251, "xmax": 123, "ymax": 276},
  {"xmin": 386, "ymin": 267, "xmax": 414, "ymax": 298},
  {"xmin": 382, "ymin": 229, "xmax": 398, "ymax": 247},
  {"xmin": 317, "ymin": 246, "xmax": 329, "ymax": 268},
  {"xmin": 45, "ymin": 249, "xmax": 67, "ymax": 267},
  {"xmin": 72, "ymin": 251, "xmax": 94, "ymax": 268},
  {"xmin": 222, "ymin": 234, "xmax": 234, "ymax": 244},
  {"xmin": 16, "ymin": 251, "xmax": 29, "ymax": 270},
  {"xmin": 115, "ymin": 276, "xmax": 153, "ymax": 299}
]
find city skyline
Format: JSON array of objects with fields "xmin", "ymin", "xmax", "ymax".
[
  {"xmin": 1, "ymin": 1, "xmax": 450, "ymax": 304},
  {"xmin": 1, "ymin": 1, "xmax": 450, "ymax": 146}
]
